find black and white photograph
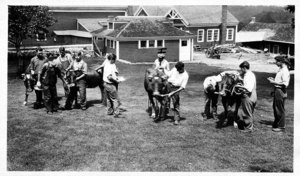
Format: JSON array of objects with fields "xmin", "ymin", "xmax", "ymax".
[{"xmin": 1, "ymin": 0, "xmax": 299, "ymax": 175}]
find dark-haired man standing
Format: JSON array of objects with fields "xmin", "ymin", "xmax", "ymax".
[
  {"xmin": 267, "ymin": 56, "xmax": 291, "ymax": 133},
  {"xmin": 236, "ymin": 61, "xmax": 257, "ymax": 132},
  {"xmin": 166, "ymin": 61, "xmax": 189, "ymax": 125}
]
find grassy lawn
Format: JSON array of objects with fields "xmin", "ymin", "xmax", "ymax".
[{"xmin": 7, "ymin": 57, "xmax": 294, "ymax": 171}]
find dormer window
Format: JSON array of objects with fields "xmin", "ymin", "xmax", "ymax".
[
  {"xmin": 166, "ymin": 9, "xmax": 182, "ymax": 19},
  {"xmin": 108, "ymin": 22, "xmax": 114, "ymax": 30}
]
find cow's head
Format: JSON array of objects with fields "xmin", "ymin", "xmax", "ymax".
[
  {"xmin": 146, "ymin": 69, "xmax": 168, "ymax": 97},
  {"xmin": 219, "ymin": 73, "xmax": 242, "ymax": 96},
  {"xmin": 22, "ymin": 73, "xmax": 35, "ymax": 92}
]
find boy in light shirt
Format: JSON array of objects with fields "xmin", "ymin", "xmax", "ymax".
[{"xmin": 165, "ymin": 61, "xmax": 189, "ymax": 125}]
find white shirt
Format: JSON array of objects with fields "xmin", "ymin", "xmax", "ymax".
[
  {"xmin": 166, "ymin": 68, "xmax": 189, "ymax": 89},
  {"xmin": 203, "ymin": 75, "xmax": 222, "ymax": 90},
  {"xmin": 103, "ymin": 62, "xmax": 118, "ymax": 83},
  {"xmin": 72, "ymin": 60, "xmax": 87, "ymax": 74},
  {"xmin": 275, "ymin": 65, "xmax": 290, "ymax": 87},
  {"xmin": 154, "ymin": 59, "xmax": 170, "ymax": 71},
  {"xmin": 242, "ymin": 70, "xmax": 256, "ymax": 93}
]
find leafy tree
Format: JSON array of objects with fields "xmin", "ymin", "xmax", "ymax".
[
  {"xmin": 285, "ymin": 5, "xmax": 295, "ymax": 28},
  {"xmin": 8, "ymin": 6, "xmax": 56, "ymax": 72}
]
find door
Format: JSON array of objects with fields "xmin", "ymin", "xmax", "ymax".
[{"xmin": 179, "ymin": 39, "xmax": 191, "ymax": 61}]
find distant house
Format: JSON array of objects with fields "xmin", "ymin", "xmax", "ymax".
[
  {"xmin": 236, "ymin": 17, "xmax": 294, "ymax": 56},
  {"xmin": 93, "ymin": 16, "xmax": 194, "ymax": 62},
  {"xmin": 128, "ymin": 5, "xmax": 239, "ymax": 49},
  {"xmin": 9, "ymin": 6, "xmax": 128, "ymax": 51}
]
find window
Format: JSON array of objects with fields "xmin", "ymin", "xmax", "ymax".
[
  {"xmin": 108, "ymin": 22, "xmax": 114, "ymax": 30},
  {"xmin": 140, "ymin": 40, "xmax": 147, "ymax": 48},
  {"xmin": 197, "ymin": 29, "xmax": 204, "ymax": 42},
  {"xmin": 157, "ymin": 40, "xmax": 164, "ymax": 47},
  {"xmin": 139, "ymin": 40, "xmax": 165, "ymax": 49},
  {"xmin": 149, "ymin": 40, "xmax": 155, "ymax": 48},
  {"xmin": 273, "ymin": 45, "xmax": 279, "ymax": 54},
  {"xmin": 110, "ymin": 40, "xmax": 115, "ymax": 48},
  {"xmin": 181, "ymin": 40, "xmax": 187, "ymax": 46},
  {"xmin": 226, "ymin": 28, "xmax": 234, "ymax": 41},
  {"xmin": 207, "ymin": 29, "xmax": 219, "ymax": 42},
  {"xmin": 36, "ymin": 30, "xmax": 47, "ymax": 41},
  {"xmin": 106, "ymin": 39, "xmax": 110, "ymax": 47}
]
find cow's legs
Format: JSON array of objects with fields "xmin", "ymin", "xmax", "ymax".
[
  {"xmin": 23, "ymin": 92, "xmax": 29, "ymax": 106},
  {"xmin": 148, "ymin": 94, "xmax": 156, "ymax": 118}
]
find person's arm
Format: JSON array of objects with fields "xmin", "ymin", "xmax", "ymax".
[
  {"xmin": 166, "ymin": 61, "xmax": 170, "ymax": 71},
  {"xmin": 30, "ymin": 58, "xmax": 35, "ymax": 75},
  {"xmin": 75, "ymin": 62, "xmax": 87, "ymax": 81},
  {"xmin": 37, "ymin": 63, "xmax": 47, "ymax": 86},
  {"xmin": 168, "ymin": 73, "xmax": 189, "ymax": 97}
]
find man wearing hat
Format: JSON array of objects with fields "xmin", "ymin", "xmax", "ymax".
[
  {"xmin": 165, "ymin": 61, "xmax": 189, "ymax": 125},
  {"xmin": 30, "ymin": 47, "xmax": 48, "ymax": 109},
  {"xmin": 153, "ymin": 48, "xmax": 170, "ymax": 72},
  {"xmin": 267, "ymin": 56, "xmax": 291, "ymax": 133},
  {"xmin": 54, "ymin": 47, "xmax": 73, "ymax": 97},
  {"xmin": 38, "ymin": 53, "xmax": 66, "ymax": 113},
  {"xmin": 235, "ymin": 61, "xmax": 257, "ymax": 132}
]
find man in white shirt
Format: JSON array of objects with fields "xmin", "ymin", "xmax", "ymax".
[
  {"xmin": 236, "ymin": 61, "xmax": 257, "ymax": 132},
  {"xmin": 165, "ymin": 61, "xmax": 189, "ymax": 125},
  {"xmin": 267, "ymin": 56, "xmax": 291, "ymax": 133},
  {"xmin": 103, "ymin": 54, "xmax": 122, "ymax": 118},
  {"xmin": 54, "ymin": 47, "xmax": 73, "ymax": 96},
  {"xmin": 202, "ymin": 74, "xmax": 222, "ymax": 120},
  {"xmin": 153, "ymin": 51, "xmax": 170, "ymax": 73}
]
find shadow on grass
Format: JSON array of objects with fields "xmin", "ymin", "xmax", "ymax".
[
  {"xmin": 259, "ymin": 119, "xmax": 274, "ymax": 127},
  {"xmin": 86, "ymin": 99, "xmax": 102, "ymax": 108},
  {"xmin": 215, "ymin": 111, "xmax": 235, "ymax": 129}
]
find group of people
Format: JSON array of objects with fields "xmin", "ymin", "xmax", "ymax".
[
  {"xmin": 202, "ymin": 56, "xmax": 291, "ymax": 133},
  {"xmin": 27, "ymin": 46, "xmax": 291, "ymax": 131}
]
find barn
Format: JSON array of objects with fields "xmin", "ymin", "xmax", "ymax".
[
  {"xmin": 236, "ymin": 17, "xmax": 294, "ymax": 56},
  {"xmin": 93, "ymin": 16, "xmax": 194, "ymax": 62}
]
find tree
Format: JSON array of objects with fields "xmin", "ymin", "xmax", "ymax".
[
  {"xmin": 285, "ymin": 5, "xmax": 295, "ymax": 28},
  {"xmin": 8, "ymin": 6, "xmax": 57, "ymax": 72}
]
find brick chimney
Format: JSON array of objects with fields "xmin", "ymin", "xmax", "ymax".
[
  {"xmin": 250, "ymin": 17, "xmax": 256, "ymax": 23},
  {"xmin": 221, "ymin": 5, "xmax": 228, "ymax": 44}
]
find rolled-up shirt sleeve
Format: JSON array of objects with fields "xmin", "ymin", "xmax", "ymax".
[
  {"xmin": 181, "ymin": 74, "xmax": 189, "ymax": 89},
  {"xmin": 82, "ymin": 62, "xmax": 88, "ymax": 74}
]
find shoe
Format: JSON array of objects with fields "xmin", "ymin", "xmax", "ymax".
[
  {"xmin": 272, "ymin": 128, "xmax": 285, "ymax": 132},
  {"xmin": 81, "ymin": 107, "xmax": 87, "ymax": 111},
  {"xmin": 174, "ymin": 120, "xmax": 180, "ymax": 125}
]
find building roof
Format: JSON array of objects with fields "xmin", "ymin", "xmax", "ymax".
[
  {"xmin": 236, "ymin": 32, "xmax": 268, "ymax": 43},
  {"xmin": 240, "ymin": 22, "xmax": 294, "ymax": 43},
  {"xmin": 53, "ymin": 30, "xmax": 92, "ymax": 38},
  {"xmin": 49, "ymin": 6, "xmax": 128, "ymax": 12},
  {"xmin": 103, "ymin": 16, "xmax": 194, "ymax": 40},
  {"xmin": 131, "ymin": 5, "xmax": 239, "ymax": 27},
  {"xmin": 77, "ymin": 18, "xmax": 107, "ymax": 32}
]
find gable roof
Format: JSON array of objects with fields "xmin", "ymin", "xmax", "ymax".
[
  {"xmin": 240, "ymin": 22, "xmax": 294, "ymax": 43},
  {"xmin": 132, "ymin": 5, "xmax": 239, "ymax": 26},
  {"xmin": 96, "ymin": 16, "xmax": 194, "ymax": 40},
  {"xmin": 77, "ymin": 18, "xmax": 107, "ymax": 32}
]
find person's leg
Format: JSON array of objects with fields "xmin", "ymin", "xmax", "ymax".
[
  {"xmin": 52, "ymin": 86, "xmax": 59, "ymax": 111},
  {"xmin": 204, "ymin": 92, "xmax": 211, "ymax": 118},
  {"xmin": 104, "ymin": 83, "xmax": 115, "ymax": 115},
  {"xmin": 43, "ymin": 87, "xmax": 52, "ymax": 112},
  {"xmin": 273, "ymin": 89, "xmax": 286, "ymax": 129},
  {"xmin": 172, "ymin": 92, "xmax": 180, "ymax": 123},
  {"xmin": 238, "ymin": 96, "xmax": 254, "ymax": 130},
  {"xmin": 211, "ymin": 93, "xmax": 219, "ymax": 119},
  {"xmin": 77, "ymin": 79, "xmax": 87, "ymax": 109}
]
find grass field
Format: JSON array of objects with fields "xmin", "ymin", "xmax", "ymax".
[{"xmin": 7, "ymin": 56, "xmax": 294, "ymax": 171}]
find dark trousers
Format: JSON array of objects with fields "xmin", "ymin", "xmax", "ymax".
[
  {"xmin": 204, "ymin": 91, "xmax": 218, "ymax": 118},
  {"xmin": 167, "ymin": 83, "xmax": 181, "ymax": 121},
  {"xmin": 237, "ymin": 95, "xmax": 256, "ymax": 130},
  {"xmin": 65, "ymin": 79, "xmax": 86, "ymax": 109},
  {"xmin": 32, "ymin": 74, "xmax": 43, "ymax": 105},
  {"xmin": 43, "ymin": 85, "xmax": 59, "ymax": 112},
  {"xmin": 104, "ymin": 82, "xmax": 120, "ymax": 115},
  {"xmin": 273, "ymin": 88, "xmax": 287, "ymax": 128}
]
